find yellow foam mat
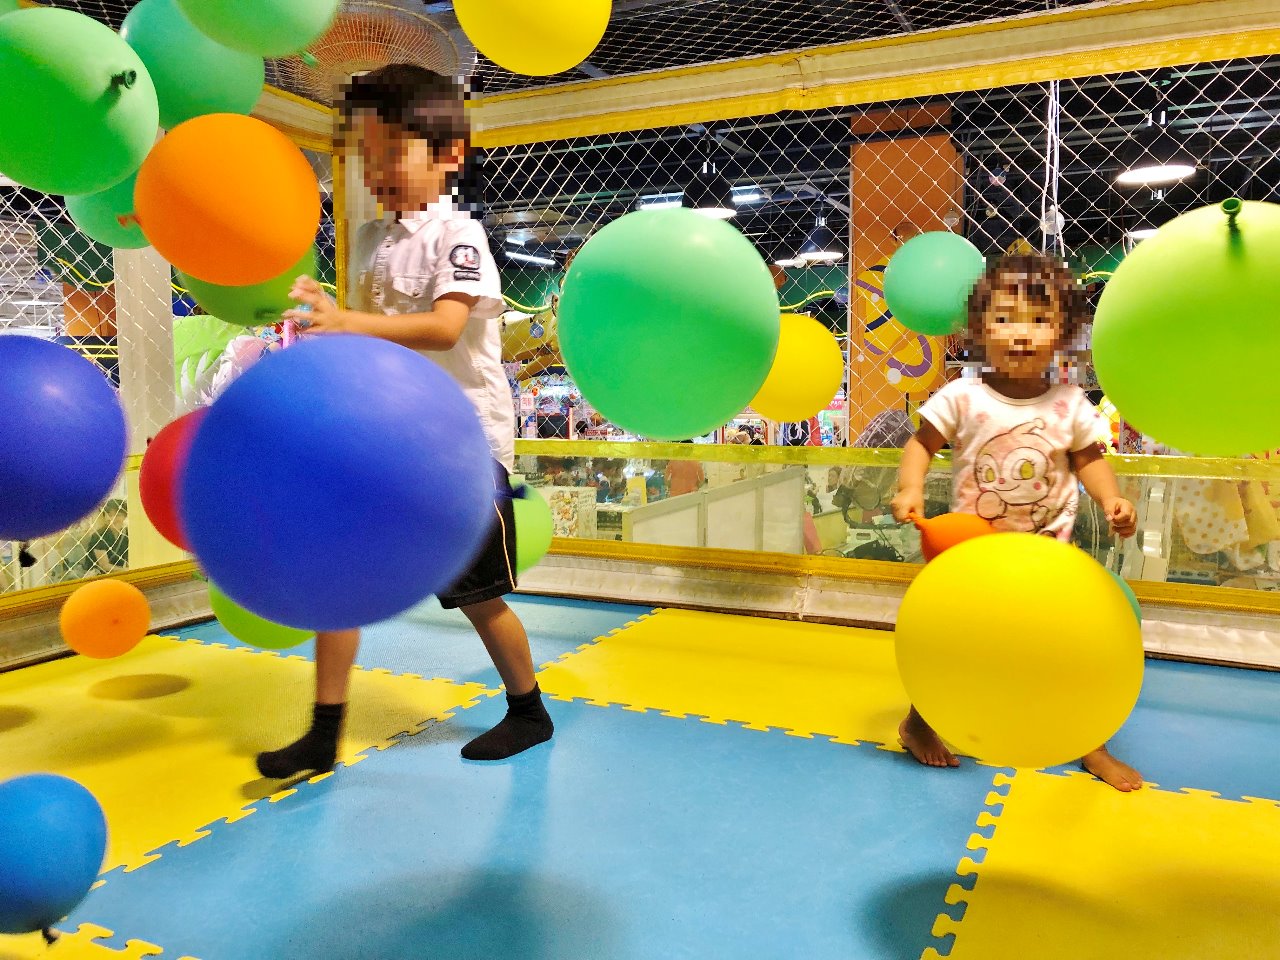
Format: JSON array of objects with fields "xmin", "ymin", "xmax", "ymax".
[
  {"xmin": 537, "ymin": 608, "xmax": 908, "ymax": 745},
  {"xmin": 0, "ymin": 924, "xmax": 189, "ymax": 960},
  {"xmin": 0, "ymin": 637, "xmax": 495, "ymax": 875},
  {"xmin": 930, "ymin": 771, "xmax": 1280, "ymax": 959}
]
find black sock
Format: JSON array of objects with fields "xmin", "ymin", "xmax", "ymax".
[
  {"xmin": 461, "ymin": 684, "xmax": 554, "ymax": 761},
  {"xmin": 256, "ymin": 702, "xmax": 344, "ymax": 779}
]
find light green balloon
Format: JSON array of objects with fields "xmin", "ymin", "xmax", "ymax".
[
  {"xmin": 179, "ymin": 248, "xmax": 317, "ymax": 327},
  {"xmin": 1093, "ymin": 198, "xmax": 1280, "ymax": 457},
  {"xmin": 0, "ymin": 2, "xmax": 20, "ymax": 19},
  {"xmin": 174, "ymin": 0, "xmax": 340, "ymax": 58},
  {"xmin": 0, "ymin": 8, "xmax": 158, "ymax": 196},
  {"xmin": 65, "ymin": 171, "xmax": 149, "ymax": 250},
  {"xmin": 1107, "ymin": 569, "xmax": 1142, "ymax": 624},
  {"xmin": 883, "ymin": 231, "xmax": 986, "ymax": 336},
  {"xmin": 558, "ymin": 208, "xmax": 780, "ymax": 441},
  {"xmin": 209, "ymin": 582, "xmax": 312, "ymax": 650},
  {"xmin": 122, "ymin": 0, "xmax": 264, "ymax": 130},
  {"xmin": 511, "ymin": 483, "xmax": 553, "ymax": 575}
]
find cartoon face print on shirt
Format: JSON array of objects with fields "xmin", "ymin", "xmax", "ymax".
[{"xmin": 973, "ymin": 419, "xmax": 1059, "ymax": 532}]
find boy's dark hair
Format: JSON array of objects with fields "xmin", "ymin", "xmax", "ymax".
[
  {"xmin": 962, "ymin": 253, "xmax": 1090, "ymax": 365},
  {"xmin": 337, "ymin": 64, "xmax": 469, "ymax": 156}
]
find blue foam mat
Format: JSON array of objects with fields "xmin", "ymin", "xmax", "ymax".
[{"xmin": 72, "ymin": 699, "xmax": 1002, "ymax": 960}]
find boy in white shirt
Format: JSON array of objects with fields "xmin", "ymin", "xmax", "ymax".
[{"xmin": 260, "ymin": 65, "xmax": 552, "ymax": 778}]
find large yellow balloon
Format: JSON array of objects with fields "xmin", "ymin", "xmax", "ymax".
[
  {"xmin": 750, "ymin": 313, "xmax": 844, "ymax": 423},
  {"xmin": 895, "ymin": 533, "xmax": 1143, "ymax": 769},
  {"xmin": 454, "ymin": 0, "xmax": 611, "ymax": 77}
]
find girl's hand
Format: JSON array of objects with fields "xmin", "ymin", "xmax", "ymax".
[
  {"xmin": 891, "ymin": 489, "xmax": 924, "ymax": 524},
  {"xmin": 282, "ymin": 276, "xmax": 345, "ymax": 333},
  {"xmin": 1105, "ymin": 497, "xmax": 1138, "ymax": 539}
]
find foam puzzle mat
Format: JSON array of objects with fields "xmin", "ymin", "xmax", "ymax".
[
  {"xmin": 0, "ymin": 635, "xmax": 495, "ymax": 876},
  {"xmin": 535, "ymin": 607, "xmax": 912, "ymax": 747}
]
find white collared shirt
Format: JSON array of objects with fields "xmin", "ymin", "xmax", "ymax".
[{"xmin": 350, "ymin": 201, "xmax": 513, "ymax": 469}]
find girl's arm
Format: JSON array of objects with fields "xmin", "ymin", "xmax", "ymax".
[
  {"xmin": 1070, "ymin": 445, "xmax": 1138, "ymax": 538},
  {"xmin": 891, "ymin": 420, "xmax": 946, "ymax": 522}
]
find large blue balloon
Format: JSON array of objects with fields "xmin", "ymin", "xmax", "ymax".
[
  {"xmin": 180, "ymin": 335, "xmax": 494, "ymax": 630},
  {"xmin": 0, "ymin": 336, "xmax": 128, "ymax": 540},
  {"xmin": 0, "ymin": 774, "xmax": 108, "ymax": 935}
]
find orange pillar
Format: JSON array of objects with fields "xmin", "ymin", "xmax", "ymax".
[{"xmin": 849, "ymin": 112, "xmax": 963, "ymax": 438}]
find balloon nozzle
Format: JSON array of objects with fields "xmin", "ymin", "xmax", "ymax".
[
  {"xmin": 41, "ymin": 928, "xmax": 58, "ymax": 946},
  {"xmin": 301, "ymin": 51, "xmax": 319, "ymax": 68},
  {"xmin": 111, "ymin": 69, "xmax": 137, "ymax": 90},
  {"xmin": 1222, "ymin": 197, "xmax": 1243, "ymax": 227}
]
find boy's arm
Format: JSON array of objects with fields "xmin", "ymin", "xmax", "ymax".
[
  {"xmin": 1070, "ymin": 445, "xmax": 1138, "ymax": 538},
  {"xmin": 284, "ymin": 277, "xmax": 474, "ymax": 351}
]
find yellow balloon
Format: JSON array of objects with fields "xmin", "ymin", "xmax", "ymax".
[
  {"xmin": 895, "ymin": 533, "xmax": 1143, "ymax": 769},
  {"xmin": 750, "ymin": 313, "xmax": 844, "ymax": 423},
  {"xmin": 454, "ymin": 0, "xmax": 611, "ymax": 77}
]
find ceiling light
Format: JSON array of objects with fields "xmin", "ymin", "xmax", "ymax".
[
  {"xmin": 505, "ymin": 250, "xmax": 556, "ymax": 267},
  {"xmin": 798, "ymin": 216, "xmax": 842, "ymax": 263},
  {"xmin": 1116, "ymin": 122, "xmax": 1196, "ymax": 186},
  {"xmin": 636, "ymin": 192, "xmax": 684, "ymax": 211},
  {"xmin": 683, "ymin": 162, "xmax": 736, "ymax": 219},
  {"xmin": 1126, "ymin": 227, "xmax": 1159, "ymax": 241}
]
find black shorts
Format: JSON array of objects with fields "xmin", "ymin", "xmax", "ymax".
[{"xmin": 438, "ymin": 462, "xmax": 518, "ymax": 610}]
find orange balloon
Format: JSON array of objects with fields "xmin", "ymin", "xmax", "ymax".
[
  {"xmin": 913, "ymin": 512, "xmax": 996, "ymax": 562},
  {"xmin": 135, "ymin": 114, "xmax": 320, "ymax": 286},
  {"xmin": 59, "ymin": 580, "xmax": 151, "ymax": 659}
]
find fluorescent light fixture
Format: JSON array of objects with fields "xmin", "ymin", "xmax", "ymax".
[
  {"xmin": 637, "ymin": 192, "xmax": 684, "ymax": 210},
  {"xmin": 773, "ymin": 257, "xmax": 805, "ymax": 269},
  {"xmin": 506, "ymin": 250, "xmax": 556, "ymax": 267},
  {"xmin": 1127, "ymin": 227, "xmax": 1159, "ymax": 241},
  {"xmin": 732, "ymin": 185, "xmax": 764, "ymax": 205},
  {"xmin": 9, "ymin": 298, "xmax": 60, "ymax": 307}
]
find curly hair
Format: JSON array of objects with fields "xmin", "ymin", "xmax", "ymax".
[{"xmin": 960, "ymin": 253, "xmax": 1091, "ymax": 372}]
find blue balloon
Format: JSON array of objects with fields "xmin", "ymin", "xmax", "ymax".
[
  {"xmin": 0, "ymin": 336, "xmax": 128, "ymax": 540},
  {"xmin": 0, "ymin": 774, "xmax": 107, "ymax": 935},
  {"xmin": 1108, "ymin": 568, "xmax": 1142, "ymax": 623},
  {"xmin": 180, "ymin": 335, "xmax": 494, "ymax": 630}
]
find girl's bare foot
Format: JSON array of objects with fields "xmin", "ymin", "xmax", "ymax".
[
  {"xmin": 899, "ymin": 708, "xmax": 959, "ymax": 768},
  {"xmin": 1082, "ymin": 746, "xmax": 1144, "ymax": 792}
]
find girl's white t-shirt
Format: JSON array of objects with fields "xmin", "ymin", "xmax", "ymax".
[{"xmin": 919, "ymin": 380, "xmax": 1108, "ymax": 541}]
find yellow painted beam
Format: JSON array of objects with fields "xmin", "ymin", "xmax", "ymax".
[{"xmin": 472, "ymin": 0, "xmax": 1280, "ymax": 147}]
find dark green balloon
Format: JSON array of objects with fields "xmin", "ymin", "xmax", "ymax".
[
  {"xmin": 0, "ymin": 8, "xmax": 158, "ymax": 195},
  {"xmin": 883, "ymin": 231, "xmax": 985, "ymax": 336},
  {"xmin": 65, "ymin": 171, "xmax": 149, "ymax": 250},
  {"xmin": 179, "ymin": 248, "xmax": 317, "ymax": 327},
  {"xmin": 558, "ymin": 208, "xmax": 780, "ymax": 441},
  {"xmin": 1093, "ymin": 199, "xmax": 1280, "ymax": 456},
  {"xmin": 174, "ymin": 0, "xmax": 339, "ymax": 58},
  {"xmin": 121, "ymin": 0, "xmax": 264, "ymax": 130},
  {"xmin": 1106, "ymin": 569, "xmax": 1142, "ymax": 624}
]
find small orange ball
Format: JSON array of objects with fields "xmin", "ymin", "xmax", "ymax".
[
  {"xmin": 59, "ymin": 580, "xmax": 151, "ymax": 659},
  {"xmin": 914, "ymin": 512, "xmax": 997, "ymax": 562},
  {"xmin": 134, "ymin": 113, "xmax": 320, "ymax": 286}
]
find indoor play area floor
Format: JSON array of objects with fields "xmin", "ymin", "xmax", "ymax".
[{"xmin": 2, "ymin": 594, "xmax": 1280, "ymax": 960}]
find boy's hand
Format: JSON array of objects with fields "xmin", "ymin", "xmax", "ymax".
[
  {"xmin": 1104, "ymin": 497, "xmax": 1138, "ymax": 538},
  {"xmin": 891, "ymin": 489, "xmax": 924, "ymax": 524},
  {"xmin": 283, "ymin": 276, "xmax": 346, "ymax": 333}
]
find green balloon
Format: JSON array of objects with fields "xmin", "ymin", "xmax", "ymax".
[
  {"xmin": 65, "ymin": 171, "xmax": 149, "ymax": 250},
  {"xmin": 1107, "ymin": 569, "xmax": 1142, "ymax": 624},
  {"xmin": 0, "ymin": 8, "xmax": 158, "ymax": 196},
  {"xmin": 1093, "ymin": 198, "xmax": 1280, "ymax": 457},
  {"xmin": 122, "ymin": 0, "xmax": 264, "ymax": 130},
  {"xmin": 0, "ymin": 2, "xmax": 19, "ymax": 18},
  {"xmin": 558, "ymin": 208, "xmax": 780, "ymax": 440},
  {"xmin": 174, "ymin": 0, "xmax": 339, "ymax": 58},
  {"xmin": 512, "ymin": 483, "xmax": 553, "ymax": 575},
  {"xmin": 883, "ymin": 231, "xmax": 986, "ymax": 336},
  {"xmin": 209, "ymin": 582, "xmax": 312, "ymax": 650},
  {"xmin": 179, "ymin": 248, "xmax": 317, "ymax": 327}
]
